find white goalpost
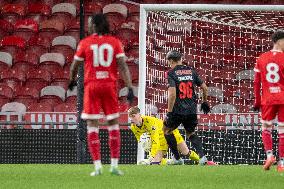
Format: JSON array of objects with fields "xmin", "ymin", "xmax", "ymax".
[{"xmin": 136, "ymin": 4, "xmax": 284, "ymax": 164}]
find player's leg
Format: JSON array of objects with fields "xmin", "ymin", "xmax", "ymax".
[
  {"xmin": 163, "ymin": 115, "xmax": 182, "ymax": 162},
  {"xmin": 173, "ymin": 129, "xmax": 200, "ymax": 162},
  {"xmin": 81, "ymin": 83, "xmax": 103, "ymax": 176},
  {"xmin": 277, "ymin": 105, "xmax": 284, "ymax": 172},
  {"xmin": 261, "ymin": 105, "xmax": 277, "ymax": 170},
  {"xmin": 151, "ymin": 150, "xmax": 165, "ymax": 165},
  {"xmin": 102, "ymin": 83, "xmax": 123, "ymax": 175},
  {"xmin": 87, "ymin": 119, "xmax": 103, "ymax": 176},
  {"xmin": 183, "ymin": 114, "xmax": 216, "ymax": 165}
]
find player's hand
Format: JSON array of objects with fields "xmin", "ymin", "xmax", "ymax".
[
  {"xmin": 166, "ymin": 112, "xmax": 174, "ymax": 119},
  {"xmin": 68, "ymin": 80, "xmax": 77, "ymax": 91},
  {"xmin": 200, "ymin": 102, "xmax": 210, "ymax": 114},
  {"xmin": 252, "ymin": 103, "xmax": 260, "ymax": 112},
  {"xmin": 127, "ymin": 87, "xmax": 135, "ymax": 104}
]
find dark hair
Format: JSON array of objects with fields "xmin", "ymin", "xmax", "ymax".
[
  {"xmin": 166, "ymin": 50, "xmax": 182, "ymax": 62},
  {"xmin": 92, "ymin": 13, "xmax": 110, "ymax": 35},
  {"xmin": 271, "ymin": 30, "xmax": 284, "ymax": 43}
]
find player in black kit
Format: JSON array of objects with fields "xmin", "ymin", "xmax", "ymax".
[{"xmin": 163, "ymin": 50, "xmax": 216, "ymax": 165}]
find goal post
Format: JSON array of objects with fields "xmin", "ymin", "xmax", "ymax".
[{"xmin": 137, "ymin": 4, "xmax": 284, "ymax": 164}]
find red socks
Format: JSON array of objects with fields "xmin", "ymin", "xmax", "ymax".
[
  {"xmin": 278, "ymin": 133, "xmax": 284, "ymax": 158},
  {"xmin": 262, "ymin": 128, "xmax": 273, "ymax": 152},
  {"xmin": 108, "ymin": 124, "xmax": 121, "ymax": 159},
  {"xmin": 87, "ymin": 127, "xmax": 101, "ymax": 161}
]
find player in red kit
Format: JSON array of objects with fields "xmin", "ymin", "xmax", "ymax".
[
  {"xmin": 253, "ymin": 30, "xmax": 284, "ymax": 172},
  {"xmin": 68, "ymin": 13, "xmax": 134, "ymax": 176}
]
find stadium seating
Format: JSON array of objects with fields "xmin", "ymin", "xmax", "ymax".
[
  {"xmin": 13, "ymin": 18, "xmax": 39, "ymax": 40},
  {"xmin": 13, "ymin": 86, "xmax": 39, "ymax": 107},
  {"xmin": 66, "ymin": 86, "xmax": 77, "ymax": 104},
  {"xmin": 0, "ymin": 67, "xmax": 26, "ymax": 90},
  {"xmin": 27, "ymin": 101, "xmax": 53, "ymax": 112},
  {"xmin": 1, "ymin": 102, "xmax": 26, "ymax": 114},
  {"xmin": 211, "ymin": 104, "xmax": 238, "ymax": 113},
  {"xmin": 0, "ymin": 52, "xmax": 13, "ymax": 70},
  {"xmin": 54, "ymin": 102, "xmax": 76, "ymax": 112},
  {"xmin": 40, "ymin": 86, "xmax": 66, "ymax": 106},
  {"xmin": 13, "ymin": 51, "xmax": 38, "ymax": 73},
  {"xmin": 39, "ymin": 53, "xmax": 65, "ymax": 73},
  {"xmin": 25, "ymin": 69, "xmax": 51, "ymax": 91}
]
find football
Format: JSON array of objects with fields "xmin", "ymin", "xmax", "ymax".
[{"xmin": 139, "ymin": 133, "xmax": 152, "ymax": 152}]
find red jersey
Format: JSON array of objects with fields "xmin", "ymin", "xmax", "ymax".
[
  {"xmin": 254, "ymin": 50, "xmax": 284, "ymax": 105},
  {"xmin": 74, "ymin": 33, "xmax": 125, "ymax": 84}
]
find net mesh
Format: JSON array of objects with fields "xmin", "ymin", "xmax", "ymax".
[{"xmin": 145, "ymin": 10, "xmax": 284, "ymax": 115}]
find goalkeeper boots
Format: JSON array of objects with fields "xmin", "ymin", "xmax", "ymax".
[
  {"xmin": 189, "ymin": 150, "xmax": 200, "ymax": 162},
  {"xmin": 90, "ymin": 168, "xmax": 103, "ymax": 176},
  {"xmin": 263, "ymin": 156, "xmax": 276, "ymax": 170},
  {"xmin": 110, "ymin": 167, "xmax": 124, "ymax": 176}
]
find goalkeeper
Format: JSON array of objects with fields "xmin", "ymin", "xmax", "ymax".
[{"xmin": 128, "ymin": 106, "xmax": 200, "ymax": 165}]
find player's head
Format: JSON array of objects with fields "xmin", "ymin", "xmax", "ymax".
[
  {"xmin": 128, "ymin": 106, "xmax": 142, "ymax": 125},
  {"xmin": 166, "ymin": 50, "xmax": 182, "ymax": 67},
  {"xmin": 271, "ymin": 30, "xmax": 284, "ymax": 50},
  {"xmin": 91, "ymin": 13, "xmax": 110, "ymax": 35}
]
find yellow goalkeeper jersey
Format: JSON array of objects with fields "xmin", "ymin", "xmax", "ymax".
[{"xmin": 130, "ymin": 116, "xmax": 163, "ymax": 153}]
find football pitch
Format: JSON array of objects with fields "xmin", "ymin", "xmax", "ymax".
[{"xmin": 1, "ymin": 164, "xmax": 283, "ymax": 189}]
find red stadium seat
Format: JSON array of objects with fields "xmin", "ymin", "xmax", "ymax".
[
  {"xmin": 13, "ymin": 19, "xmax": 39, "ymax": 40},
  {"xmin": 1, "ymin": 35, "xmax": 26, "ymax": 49},
  {"xmin": 66, "ymin": 86, "xmax": 77, "ymax": 104},
  {"xmin": 13, "ymin": 86, "xmax": 39, "ymax": 106},
  {"xmin": 0, "ymin": 52, "xmax": 13, "ymax": 70},
  {"xmin": 26, "ymin": 69, "xmax": 51, "ymax": 91},
  {"xmin": 27, "ymin": 102, "xmax": 53, "ymax": 112},
  {"xmin": 1, "ymin": 3, "xmax": 25, "ymax": 16},
  {"xmin": 0, "ymin": 98, "xmax": 10, "ymax": 108},
  {"xmin": 54, "ymin": 102, "xmax": 76, "ymax": 112},
  {"xmin": 13, "ymin": 51, "xmax": 38, "ymax": 73},
  {"xmin": 51, "ymin": 35, "xmax": 77, "ymax": 50},
  {"xmin": 40, "ymin": 86, "xmax": 66, "ymax": 105},
  {"xmin": 103, "ymin": 4, "xmax": 127, "ymax": 28},
  {"xmin": 39, "ymin": 53, "xmax": 65, "ymax": 73},
  {"xmin": 0, "ymin": 19, "xmax": 14, "ymax": 33},
  {"xmin": 50, "ymin": 3, "xmax": 77, "ymax": 28},
  {"xmin": 127, "ymin": 5, "xmax": 139, "ymax": 22},
  {"xmin": 27, "ymin": 3, "xmax": 51, "ymax": 17},
  {"xmin": 85, "ymin": 2, "xmax": 102, "ymax": 15},
  {"xmin": 0, "ymin": 67, "xmax": 26, "ymax": 90},
  {"xmin": 28, "ymin": 35, "xmax": 51, "ymax": 51},
  {"xmin": 0, "ymin": 85, "xmax": 13, "ymax": 99},
  {"xmin": 39, "ymin": 19, "xmax": 64, "ymax": 39},
  {"xmin": 50, "ymin": 80, "xmax": 68, "ymax": 90}
]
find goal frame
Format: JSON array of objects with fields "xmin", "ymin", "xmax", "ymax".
[
  {"xmin": 138, "ymin": 4, "xmax": 284, "ymax": 115},
  {"xmin": 137, "ymin": 4, "xmax": 284, "ymax": 164}
]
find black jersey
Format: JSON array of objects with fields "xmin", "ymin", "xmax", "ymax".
[{"xmin": 167, "ymin": 65, "xmax": 203, "ymax": 115}]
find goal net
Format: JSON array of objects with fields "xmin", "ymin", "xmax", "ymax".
[{"xmin": 138, "ymin": 4, "xmax": 284, "ymax": 164}]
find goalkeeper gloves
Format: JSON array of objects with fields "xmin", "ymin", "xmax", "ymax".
[
  {"xmin": 127, "ymin": 87, "xmax": 135, "ymax": 104},
  {"xmin": 68, "ymin": 80, "xmax": 77, "ymax": 91},
  {"xmin": 200, "ymin": 102, "xmax": 210, "ymax": 114}
]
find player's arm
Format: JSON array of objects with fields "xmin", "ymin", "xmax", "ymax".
[
  {"xmin": 117, "ymin": 57, "xmax": 132, "ymax": 88},
  {"xmin": 130, "ymin": 125, "xmax": 141, "ymax": 141},
  {"xmin": 68, "ymin": 41, "xmax": 85, "ymax": 91},
  {"xmin": 168, "ymin": 87, "xmax": 176, "ymax": 112},
  {"xmin": 167, "ymin": 74, "xmax": 176, "ymax": 112},
  {"xmin": 115, "ymin": 38, "xmax": 134, "ymax": 103},
  {"xmin": 195, "ymin": 70, "xmax": 210, "ymax": 114},
  {"xmin": 253, "ymin": 69, "xmax": 261, "ymax": 111}
]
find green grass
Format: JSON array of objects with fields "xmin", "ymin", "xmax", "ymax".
[{"xmin": 0, "ymin": 164, "xmax": 283, "ymax": 189}]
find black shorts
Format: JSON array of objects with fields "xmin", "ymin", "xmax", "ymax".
[{"xmin": 164, "ymin": 113, "xmax": 198, "ymax": 133}]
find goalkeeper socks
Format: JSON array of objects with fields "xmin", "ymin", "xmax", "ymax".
[
  {"xmin": 87, "ymin": 126, "xmax": 101, "ymax": 161},
  {"xmin": 188, "ymin": 134, "xmax": 205, "ymax": 158},
  {"xmin": 164, "ymin": 133, "xmax": 181, "ymax": 160},
  {"xmin": 108, "ymin": 124, "xmax": 121, "ymax": 160},
  {"xmin": 278, "ymin": 133, "xmax": 284, "ymax": 159},
  {"xmin": 262, "ymin": 128, "xmax": 273, "ymax": 152}
]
